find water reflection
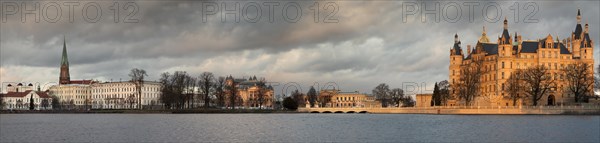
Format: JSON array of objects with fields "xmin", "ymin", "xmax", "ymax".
[{"xmin": 0, "ymin": 114, "xmax": 598, "ymax": 142}]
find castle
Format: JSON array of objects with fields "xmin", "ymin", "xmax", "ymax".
[{"xmin": 449, "ymin": 10, "xmax": 594, "ymax": 106}]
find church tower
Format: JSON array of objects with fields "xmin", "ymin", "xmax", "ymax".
[{"xmin": 59, "ymin": 36, "xmax": 70, "ymax": 84}]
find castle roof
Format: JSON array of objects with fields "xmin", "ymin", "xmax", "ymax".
[
  {"xmin": 453, "ymin": 41, "xmax": 462, "ymax": 55},
  {"xmin": 519, "ymin": 41, "xmax": 571, "ymax": 54},
  {"xmin": 481, "ymin": 43, "xmax": 498, "ymax": 55},
  {"xmin": 520, "ymin": 41, "xmax": 538, "ymax": 53},
  {"xmin": 582, "ymin": 33, "xmax": 592, "ymax": 47},
  {"xmin": 500, "ymin": 29, "xmax": 511, "ymax": 44},
  {"xmin": 559, "ymin": 43, "xmax": 570, "ymax": 54}
]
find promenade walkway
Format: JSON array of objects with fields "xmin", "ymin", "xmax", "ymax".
[{"xmin": 298, "ymin": 105, "xmax": 600, "ymax": 114}]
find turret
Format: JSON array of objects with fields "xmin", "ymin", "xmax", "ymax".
[
  {"xmin": 572, "ymin": 10, "xmax": 583, "ymax": 58},
  {"xmin": 585, "ymin": 22, "xmax": 589, "ymax": 33},
  {"xmin": 454, "ymin": 33, "xmax": 459, "ymax": 43},
  {"xmin": 499, "ymin": 17, "xmax": 512, "ymax": 57},
  {"xmin": 499, "ymin": 17, "xmax": 511, "ymax": 45}
]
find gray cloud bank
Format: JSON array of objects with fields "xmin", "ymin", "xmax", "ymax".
[{"xmin": 1, "ymin": 0, "xmax": 599, "ymax": 95}]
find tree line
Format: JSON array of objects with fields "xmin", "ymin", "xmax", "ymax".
[{"xmin": 372, "ymin": 83, "xmax": 415, "ymax": 107}]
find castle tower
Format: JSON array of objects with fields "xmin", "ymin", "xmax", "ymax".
[
  {"xmin": 449, "ymin": 34, "xmax": 463, "ymax": 88},
  {"xmin": 59, "ymin": 36, "xmax": 70, "ymax": 84},
  {"xmin": 572, "ymin": 9, "xmax": 583, "ymax": 58},
  {"xmin": 499, "ymin": 17, "xmax": 512, "ymax": 57},
  {"xmin": 582, "ymin": 21, "xmax": 594, "ymax": 60}
]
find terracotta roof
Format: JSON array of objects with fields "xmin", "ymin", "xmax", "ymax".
[
  {"xmin": 36, "ymin": 91, "xmax": 51, "ymax": 98},
  {"xmin": 1, "ymin": 90, "xmax": 51, "ymax": 98},
  {"xmin": 69, "ymin": 80, "xmax": 95, "ymax": 84}
]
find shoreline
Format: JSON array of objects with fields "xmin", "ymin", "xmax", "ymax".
[{"xmin": 1, "ymin": 109, "xmax": 599, "ymax": 115}]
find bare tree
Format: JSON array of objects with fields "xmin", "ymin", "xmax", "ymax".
[
  {"xmin": 184, "ymin": 76, "xmax": 197, "ymax": 108},
  {"xmin": 158, "ymin": 71, "xmax": 196, "ymax": 110},
  {"xmin": 372, "ymin": 83, "xmax": 391, "ymax": 107},
  {"xmin": 256, "ymin": 78, "xmax": 268, "ymax": 109},
  {"xmin": 227, "ymin": 78, "xmax": 239, "ymax": 109},
  {"xmin": 129, "ymin": 68, "xmax": 147, "ymax": 109},
  {"xmin": 291, "ymin": 90, "xmax": 305, "ymax": 106},
  {"xmin": 389, "ymin": 88, "xmax": 404, "ymax": 107},
  {"xmin": 0, "ymin": 96, "xmax": 4, "ymax": 110},
  {"xmin": 51, "ymin": 95, "xmax": 61, "ymax": 110},
  {"xmin": 159, "ymin": 72, "xmax": 174, "ymax": 109},
  {"xmin": 437, "ymin": 80, "xmax": 450, "ymax": 106},
  {"xmin": 199, "ymin": 72, "xmax": 214, "ymax": 108},
  {"xmin": 400, "ymin": 95, "xmax": 415, "ymax": 107},
  {"xmin": 41, "ymin": 98, "xmax": 49, "ymax": 110},
  {"xmin": 307, "ymin": 86, "xmax": 318, "ymax": 107},
  {"xmin": 522, "ymin": 65, "xmax": 555, "ymax": 106},
  {"xmin": 563, "ymin": 62, "xmax": 594, "ymax": 102},
  {"xmin": 457, "ymin": 60, "xmax": 482, "ymax": 106},
  {"xmin": 506, "ymin": 69, "xmax": 524, "ymax": 106},
  {"xmin": 596, "ymin": 64, "xmax": 600, "ymax": 91},
  {"xmin": 127, "ymin": 94, "xmax": 136, "ymax": 109},
  {"xmin": 213, "ymin": 77, "xmax": 226, "ymax": 107}
]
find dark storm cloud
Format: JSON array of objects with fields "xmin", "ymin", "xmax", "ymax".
[{"xmin": 1, "ymin": 0, "xmax": 599, "ymax": 94}]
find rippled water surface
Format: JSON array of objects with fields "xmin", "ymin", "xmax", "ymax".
[{"xmin": 1, "ymin": 114, "xmax": 599, "ymax": 142}]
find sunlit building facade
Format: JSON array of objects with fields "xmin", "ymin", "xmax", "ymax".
[{"xmin": 449, "ymin": 10, "xmax": 594, "ymax": 106}]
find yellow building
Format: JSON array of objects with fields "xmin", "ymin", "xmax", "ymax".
[
  {"xmin": 317, "ymin": 89, "xmax": 380, "ymax": 108},
  {"xmin": 449, "ymin": 10, "xmax": 594, "ymax": 106},
  {"xmin": 225, "ymin": 76, "xmax": 274, "ymax": 109},
  {"xmin": 415, "ymin": 94, "xmax": 433, "ymax": 107}
]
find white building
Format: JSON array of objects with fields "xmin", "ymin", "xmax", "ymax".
[
  {"xmin": 90, "ymin": 81, "xmax": 162, "ymax": 109},
  {"xmin": 49, "ymin": 81, "xmax": 162, "ymax": 109},
  {"xmin": 48, "ymin": 82, "xmax": 92, "ymax": 109},
  {"xmin": 1, "ymin": 83, "xmax": 53, "ymax": 110},
  {"xmin": 46, "ymin": 37, "xmax": 163, "ymax": 110}
]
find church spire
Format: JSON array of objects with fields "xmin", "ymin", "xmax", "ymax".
[
  {"xmin": 59, "ymin": 35, "xmax": 70, "ymax": 84},
  {"xmin": 61, "ymin": 35, "xmax": 69, "ymax": 66}
]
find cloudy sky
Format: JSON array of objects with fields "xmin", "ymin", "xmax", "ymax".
[{"xmin": 1, "ymin": 0, "xmax": 599, "ymax": 96}]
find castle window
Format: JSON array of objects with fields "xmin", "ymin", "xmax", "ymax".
[{"xmin": 502, "ymin": 62, "xmax": 505, "ymax": 69}]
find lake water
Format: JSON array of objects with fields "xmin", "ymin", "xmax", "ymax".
[{"xmin": 1, "ymin": 114, "xmax": 599, "ymax": 142}]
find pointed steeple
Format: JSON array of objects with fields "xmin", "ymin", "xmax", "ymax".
[
  {"xmin": 503, "ymin": 17, "xmax": 508, "ymax": 29},
  {"xmin": 59, "ymin": 35, "xmax": 71, "ymax": 84},
  {"xmin": 454, "ymin": 33, "xmax": 459, "ymax": 43},
  {"xmin": 577, "ymin": 9, "xmax": 581, "ymax": 24},
  {"xmin": 61, "ymin": 36, "xmax": 69, "ymax": 66}
]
